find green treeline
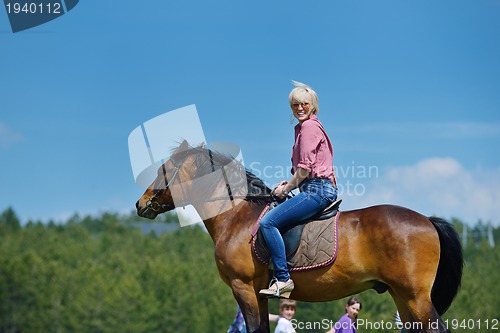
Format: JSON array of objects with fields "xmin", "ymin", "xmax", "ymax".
[{"xmin": 1, "ymin": 207, "xmax": 499, "ymax": 333}]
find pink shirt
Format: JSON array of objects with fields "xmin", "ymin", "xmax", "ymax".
[{"xmin": 291, "ymin": 115, "xmax": 336, "ymax": 184}]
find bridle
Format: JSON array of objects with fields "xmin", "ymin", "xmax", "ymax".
[
  {"xmin": 144, "ymin": 155, "xmax": 185, "ymax": 212},
  {"xmin": 144, "ymin": 149, "xmax": 276, "ymax": 213}
]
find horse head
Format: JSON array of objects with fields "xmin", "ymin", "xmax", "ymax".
[
  {"xmin": 136, "ymin": 140, "xmax": 255, "ymax": 220},
  {"xmin": 136, "ymin": 140, "xmax": 194, "ymax": 219}
]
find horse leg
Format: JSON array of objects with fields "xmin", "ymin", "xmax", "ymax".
[
  {"xmin": 390, "ymin": 290, "xmax": 416, "ymax": 332},
  {"xmin": 390, "ymin": 287, "xmax": 450, "ymax": 333},
  {"xmin": 231, "ymin": 279, "xmax": 270, "ymax": 333},
  {"xmin": 405, "ymin": 295, "xmax": 450, "ymax": 333}
]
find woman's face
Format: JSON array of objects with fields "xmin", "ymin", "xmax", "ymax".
[
  {"xmin": 291, "ymin": 97, "xmax": 313, "ymax": 123},
  {"xmin": 346, "ymin": 302, "xmax": 361, "ymax": 320}
]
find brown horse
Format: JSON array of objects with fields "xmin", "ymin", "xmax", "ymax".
[{"xmin": 136, "ymin": 141, "xmax": 463, "ymax": 333}]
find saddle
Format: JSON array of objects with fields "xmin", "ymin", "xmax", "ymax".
[{"xmin": 251, "ymin": 199, "xmax": 341, "ymax": 272}]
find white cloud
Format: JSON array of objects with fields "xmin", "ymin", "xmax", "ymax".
[
  {"xmin": 0, "ymin": 122, "xmax": 23, "ymax": 148},
  {"xmin": 340, "ymin": 158, "xmax": 500, "ymax": 226}
]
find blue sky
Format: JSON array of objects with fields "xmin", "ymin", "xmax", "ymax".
[{"xmin": 1, "ymin": 0, "xmax": 499, "ymax": 225}]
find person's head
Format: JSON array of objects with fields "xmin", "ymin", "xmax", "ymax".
[
  {"xmin": 344, "ymin": 296, "xmax": 362, "ymax": 320},
  {"xmin": 279, "ymin": 299, "xmax": 297, "ymax": 321},
  {"xmin": 288, "ymin": 80, "xmax": 319, "ymax": 123}
]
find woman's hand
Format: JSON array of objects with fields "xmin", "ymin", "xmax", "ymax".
[
  {"xmin": 272, "ymin": 168, "xmax": 309, "ymax": 200},
  {"xmin": 273, "ymin": 181, "xmax": 289, "ymax": 199}
]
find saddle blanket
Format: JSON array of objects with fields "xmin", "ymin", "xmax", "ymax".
[{"xmin": 251, "ymin": 204, "xmax": 340, "ymax": 272}]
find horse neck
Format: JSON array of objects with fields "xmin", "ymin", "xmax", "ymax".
[
  {"xmin": 185, "ymin": 169, "xmax": 258, "ymax": 242},
  {"xmin": 200, "ymin": 200, "xmax": 264, "ymax": 244}
]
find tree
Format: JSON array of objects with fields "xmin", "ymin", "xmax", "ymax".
[
  {"xmin": 0, "ymin": 206, "xmax": 20, "ymax": 231},
  {"xmin": 0, "ymin": 207, "xmax": 498, "ymax": 333}
]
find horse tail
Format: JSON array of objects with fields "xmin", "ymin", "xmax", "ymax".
[{"xmin": 428, "ymin": 216, "xmax": 464, "ymax": 315}]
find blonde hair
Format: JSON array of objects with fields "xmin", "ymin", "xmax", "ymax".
[{"xmin": 288, "ymin": 80, "xmax": 319, "ymax": 114}]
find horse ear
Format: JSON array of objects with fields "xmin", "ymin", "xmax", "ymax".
[{"xmin": 177, "ymin": 140, "xmax": 190, "ymax": 153}]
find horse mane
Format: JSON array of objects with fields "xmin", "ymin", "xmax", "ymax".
[
  {"xmin": 170, "ymin": 144, "xmax": 272, "ymax": 204},
  {"xmin": 243, "ymin": 170, "xmax": 273, "ymax": 204}
]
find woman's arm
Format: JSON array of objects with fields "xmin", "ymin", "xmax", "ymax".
[{"xmin": 274, "ymin": 167, "xmax": 309, "ymax": 198}]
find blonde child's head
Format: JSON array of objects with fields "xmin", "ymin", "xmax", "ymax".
[
  {"xmin": 279, "ymin": 299, "xmax": 297, "ymax": 321},
  {"xmin": 279, "ymin": 299, "xmax": 297, "ymax": 310}
]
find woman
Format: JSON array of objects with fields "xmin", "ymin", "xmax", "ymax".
[
  {"xmin": 259, "ymin": 81, "xmax": 337, "ymax": 298},
  {"xmin": 326, "ymin": 296, "xmax": 362, "ymax": 333}
]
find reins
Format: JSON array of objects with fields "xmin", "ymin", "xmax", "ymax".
[{"xmin": 144, "ymin": 149, "xmax": 276, "ymax": 213}]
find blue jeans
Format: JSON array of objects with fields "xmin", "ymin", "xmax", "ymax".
[{"xmin": 259, "ymin": 178, "xmax": 337, "ymax": 282}]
